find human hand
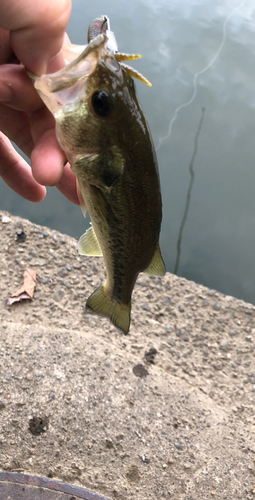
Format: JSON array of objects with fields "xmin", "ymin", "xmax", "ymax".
[{"xmin": 0, "ymin": 0, "xmax": 79, "ymax": 204}]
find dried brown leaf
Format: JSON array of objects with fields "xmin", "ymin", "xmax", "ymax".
[{"xmin": 7, "ymin": 269, "xmax": 36, "ymax": 306}]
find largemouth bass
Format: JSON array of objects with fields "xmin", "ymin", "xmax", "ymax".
[{"xmin": 29, "ymin": 16, "xmax": 165, "ymax": 334}]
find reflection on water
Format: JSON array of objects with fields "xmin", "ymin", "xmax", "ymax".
[
  {"xmin": 174, "ymin": 107, "xmax": 205, "ymax": 275},
  {"xmin": 1, "ymin": 0, "xmax": 255, "ymax": 305},
  {"xmin": 155, "ymin": 0, "xmax": 247, "ymax": 152}
]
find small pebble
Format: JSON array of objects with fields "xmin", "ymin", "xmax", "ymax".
[
  {"xmin": 28, "ymin": 250, "xmax": 37, "ymax": 258},
  {"xmin": 201, "ymin": 300, "xmax": 209, "ymax": 307},
  {"xmin": 201, "ymin": 324, "xmax": 209, "ymax": 332},
  {"xmin": 53, "ymin": 289, "xmax": 64, "ymax": 302},
  {"xmin": 2, "ymin": 216, "xmax": 11, "ymax": 223},
  {"xmin": 174, "ymin": 443, "xmax": 182, "ymax": 450},
  {"xmin": 142, "ymin": 303, "xmax": 151, "ymax": 311},
  {"xmin": 229, "ymin": 329, "xmax": 239, "ymax": 336},
  {"xmin": 58, "ymin": 268, "xmax": 68, "ymax": 278},
  {"xmin": 213, "ymin": 301, "xmax": 221, "ymax": 310},
  {"xmin": 168, "ymin": 338, "xmax": 175, "ymax": 346}
]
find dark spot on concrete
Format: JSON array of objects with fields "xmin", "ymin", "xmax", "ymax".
[
  {"xmin": 15, "ymin": 229, "xmax": 26, "ymax": 242},
  {"xmin": 126, "ymin": 464, "xmax": 141, "ymax": 484},
  {"xmin": 105, "ymin": 438, "xmax": 114, "ymax": 449},
  {"xmin": 133, "ymin": 364, "xmax": 148, "ymax": 378},
  {"xmin": 29, "ymin": 416, "xmax": 49, "ymax": 435},
  {"xmin": 145, "ymin": 347, "xmax": 157, "ymax": 364}
]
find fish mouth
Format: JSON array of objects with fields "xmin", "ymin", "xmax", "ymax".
[{"xmin": 28, "ymin": 34, "xmax": 109, "ymax": 116}]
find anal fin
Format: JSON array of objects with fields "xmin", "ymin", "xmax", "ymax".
[
  {"xmin": 86, "ymin": 284, "xmax": 131, "ymax": 335},
  {"xmin": 144, "ymin": 244, "xmax": 166, "ymax": 276}
]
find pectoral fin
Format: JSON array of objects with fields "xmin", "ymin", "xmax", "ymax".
[
  {"xmin": 78, "ymin": 226, "xmax": 103, "ymax": 256},
  {"xmin": 144, "ymin": 245, "xmax": 166, "ymax": 276},
  {"xmin": 74, "ymin": 145, "xmax": 125, "ymax": 192}
]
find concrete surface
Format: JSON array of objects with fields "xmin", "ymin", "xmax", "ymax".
[{"xmin": 0, "ymin": 210, "xmax": 255, "ymax": 499}]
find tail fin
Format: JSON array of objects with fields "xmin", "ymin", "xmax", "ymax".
[{"xmin": 86, "ymin": 284, "xmax": 131, "ymax": 334}]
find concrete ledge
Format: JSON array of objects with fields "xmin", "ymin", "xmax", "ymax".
[{"xmin": 0, "ymin": 211, "xmax": 254, "ymax": 499}]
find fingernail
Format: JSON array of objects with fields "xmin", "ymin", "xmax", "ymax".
[{"xmin": 0, "ymin": 82, "xmax": 13, "ymax": 102}]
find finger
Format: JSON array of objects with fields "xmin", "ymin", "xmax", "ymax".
[
  {"xmin": 30, "ymin": 104, "xmax": 57, "ymax": 144},
  {"xmin": 30, "ymin": 105, "xmax": 67, "ymax": 186},
  {"xmin": 47, "ymin": 31, "xmax": 72, "ymax": 73},
  {"xmin": 0, "ymin": 103, "xmax": 34, "ymax": 157},
  {"xmin": 0, "ymin": 64, "xmax": 43, "ymax": 111},
  {"xmin": 0, "ymin": 0, "xmax": 72, "ymax": 75},
  {"xmin": 0, "ymin": 132, "xmax": 46, "ymax": 201},
  {"xmin": 31, "ymin": 128, "xmax": 67, "ymax": 186},
  {"xmin": 0, "ymin": 28, "xmax": 12, "ymax": 64},
  {"xmin": 56, "ymin": 162, "xmax": 80, "ymax": 205},
  {"xmin": 30, "ymin": 104, "xmax": 69, "ymax": 187}
]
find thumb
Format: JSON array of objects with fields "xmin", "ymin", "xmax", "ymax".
[{"xmin": 0, "ymin": 0, "xmax": 72, "ymax": 75}]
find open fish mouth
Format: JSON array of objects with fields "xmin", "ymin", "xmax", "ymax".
[
  {"xmin": 27, "ymin": 17, "xmax": 151, "ymax": 114},
  {"xmin": 27, "ymin": 34, "xmax": 109, "ymax": 115}
]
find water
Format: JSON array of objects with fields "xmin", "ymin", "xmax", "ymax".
[{"xmin": 1, "ymin": 0, "xmax": 255, "ymax": 304}]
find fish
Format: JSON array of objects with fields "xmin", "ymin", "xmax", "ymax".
[{"xmin": 28, "ymin": 17, "xmax": 165, "ymax": 334}]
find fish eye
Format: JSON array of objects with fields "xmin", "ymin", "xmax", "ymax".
[{"xmin": 91, "ymin": 90, "xmax": 112, "ymax": 117}]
